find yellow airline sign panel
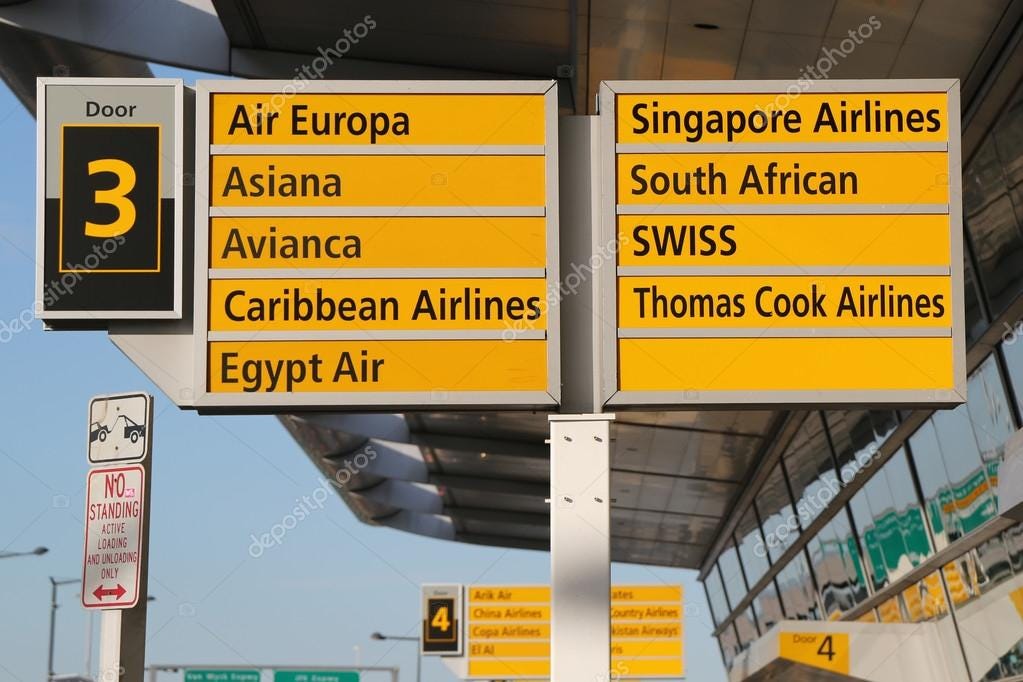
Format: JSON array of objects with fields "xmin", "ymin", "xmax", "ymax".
[
  {"xmin": 465, "ymin": 584, "xmax": 684, "ymax": 679},
  {"xmin": 602, "ymin": 80, "xmax": 966, "ymax": 407},
  {"xmin": 194, "ymin": 82, "xmax": 559, "ymax": 408}
]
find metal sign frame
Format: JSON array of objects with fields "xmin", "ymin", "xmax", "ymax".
[
  {"xmin": 36, "ymin": 77, "xmax": 184, "ymax": 320},
  {"xmin": 191, "ymin": 80, "xmax": 561, "ymax": 410},
  {"xmin": 597, "ymin": 79, "xmax": 966, "ymax": 409}
]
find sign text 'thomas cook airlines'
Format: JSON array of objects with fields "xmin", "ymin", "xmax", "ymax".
[
  {"xmin": 603, "ymin": 82, "xmax": 964, "ymax": 405},
  {"xmin": 196, "ymin": 82, "xmax": 559, "ymax": 408}
]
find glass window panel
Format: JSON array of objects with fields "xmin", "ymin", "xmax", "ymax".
[
  {"xmin": 809, "ymin": 510, "xmax": 869, "ymax": 619},
  {"xmin": 978, "ymin": 637, "xmax": 1023, "ymax": 680},
  {"xmin": 877, "ymin": 596, "xmax": 905, "ymax": 623},
  {"xmin": 718, "ymin": 540, "xmax": 747, "ymax": 612},
  {"xmin": 755, "ymin": 462, "xmax": 799, "ymax": 563},
  {"xmin": 943, "ymin": 556, "xmax": 979, "ymax": 609},
  {"xmin": 783, "ymin": 414, "xmax": 839, "ymax": 529},
  {"xmin": 966, "ymin": 356, "xmax": 1015, "ymax": 499},
  {"xmin": 705, "ymin": 564, "xmax": 730, "ymax": 627},
  {"xmin": 849, "ymin": 488, "xmax": 887, "ymax": 592},
  {"xmin": 830, "ymin": 509, "xmax": 870, "ymax": 608},
  {"xmin": 964, "ymin": 252, "xmax": 988, "ymax": 344},
  {"xmin": 737, "ymin": 505, "xmax": 770, "ymax": 586},
  {"xmin": 775, "ymin": 549, "xmax": 821, "ymax": 621},
  {"xmin": 719, "ymin": 623, "xmax": 739, "ymax": 671},
  {"xmin": 910, "ymin": 420, "xmax": 959, "ymax": 549},
  {"xmin": 856, "ymin": 609, "xmax": 878, "ymax": 623},
  {"xmin": 909, "ymin": 363, "xmax": 1006, "ymax": 550},
  {"xmin": 735, "ymin": 606, "xmax": 759, "ymax": 646},
  {"xmin": 1001, "ymin": 338, "xmax": 1023, "ymax": 418},
  {"xmin": 902, "ymin": 570, "xmax": 948, "ymax": 622},
  {"xmin": 980, "ymin": 535, "xmax": 1020, "ymax": 589},
  {"xmin": 1003, "ymin": 523, "xmax": 1023, "ymax": 573},
  {"xmin": 965, "ymin": 135, "xmax": 1023, "ymax": 316},
  {"xmin": 752, "ymin": 580, "xmax": 784, "ymax": 633},
  {"xmin": 825, "ymin": 410, "xmax": 898, "ymax": 484},
  {"xmin": 850, "ymin": 449, "xmax": 934, "ymax": 594}
]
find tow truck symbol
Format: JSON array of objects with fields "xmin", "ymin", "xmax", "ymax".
[{"xmin": 89, "ymin": 414, "xmax": 146, "ymax": 444}]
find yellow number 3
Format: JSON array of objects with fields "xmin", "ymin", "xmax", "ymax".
[{"xmin": 84, "ymin": 158, "xmax": 136, "ymax": 238}]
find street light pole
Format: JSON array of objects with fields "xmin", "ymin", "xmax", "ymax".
[
  {"xmin": 370, "ymin": 632, "xmax": 420, "ymax": 682},
  {"xmin": 47, "ymin": 577, "xmax": 79, "ymax": 682}
]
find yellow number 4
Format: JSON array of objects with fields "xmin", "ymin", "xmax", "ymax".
[
  {"xmin": 431, "ymin": 605, "xmax": 451, "ymax": 632},
  {"xmin": 85, "ymin": 158, "xmax": 136, "ymax": 238}
]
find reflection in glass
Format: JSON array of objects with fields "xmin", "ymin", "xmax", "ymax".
[
  {"xmin": 718, "ymin": 540, "xmax": 747, "ymax": 612},
  {"xmin": 705, "ymin": 564, "xmax": 730, "ymax": 627},
  {"xmin": 718, "ymin": 623, "xmax": 740, "ymax": 671},
  {"xmin": 973, "ymin": 535, "xmax": 1014, "ymax": 595},
  {"xmin": 1001, "ymin": 337, "xmax": 1023, "ymax": 419},
  {"xmin": 1004, "ymin": 523, "xmax": 1023, "ymax": 573},
  {"xmin": 808, "ymin": 510, "xmax": 869, "ymax": 619},
  {"xmin": 752, "ymin": 580, "xmax": 784, "ymax": 633},
  {"xmin": 965, "ymin": 135, "xmax": 1023, "ymax": 317},
  {"xmin": 901, "ymin": 570, "xmax": 948, "ymax": 622},
  {"xmin": 848, "ymin": 450, "xmax": 934, "ymax": 593},
  {"xmin": 783, "ymin": 414, "xmax": 839, "ymax": 530},
  {"xmin": 734, "ymin": 605, "xmax": 759, "ymax": 647},
  {"xmin": 966, "ymin": 356, "xmax": 1015, "ymax": 505},
  {"xmin": 755, "ymin": 463, "xmax": 799, "ymax": 563},
  {"xmin": 979, "ymin": 636, "xmax": 1023, "ymax": 680},
  {"xmin": 737, "ymin": 505, "xmax": 770, "ymax": 587},
  {"xmin": 775, "ymin": 550, "xmax": 821, "ymax": 621},
  {"xmin": 877, "ymin": 596, "xmax": 905, "ymax": 623},
  {"xmin": 825, "ymin": 410, "xmax": 898, "ymax": 484}
]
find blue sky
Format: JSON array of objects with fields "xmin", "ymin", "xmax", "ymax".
[{"xmin": 0, "ymin": 65, "xmax": 724, "ymax": 682}]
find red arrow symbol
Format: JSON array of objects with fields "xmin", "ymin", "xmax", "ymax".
[{"xmin": 92, "ymin": 584, "xmax": 127, "ymax": 600}]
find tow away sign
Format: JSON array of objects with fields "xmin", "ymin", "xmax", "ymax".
[
  {"xmin": 82, "ymin": 464, "xmax": 145, "ymax": 609},
  {"xmin": 87, "ymin": 392, "xmax": 152, "ymax": 464}
]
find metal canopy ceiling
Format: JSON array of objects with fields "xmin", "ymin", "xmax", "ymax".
[{"xmin": 0, "ymin": 0, "xmax": 1020, "ymax": 568}]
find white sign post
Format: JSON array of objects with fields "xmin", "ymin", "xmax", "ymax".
[{"xmin": 83, "ymin": 393, "xmax": 153, "ymax": 682}]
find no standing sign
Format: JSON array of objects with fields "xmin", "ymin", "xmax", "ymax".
[{"xmin": 82, "ymin": 464, "xmax": 146, "ymax": 609}]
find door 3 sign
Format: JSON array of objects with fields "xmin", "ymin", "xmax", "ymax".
[
  {"xmin": 82, "ymin": 464, "xmax": 145, "ymax": 609},
  {"xmin": 36, "ymin": 78, "xmax": 183, "ymax": 321},
  {"xmin": 88, "ymin": 393, "xmax": 153, "ymax": 464}
]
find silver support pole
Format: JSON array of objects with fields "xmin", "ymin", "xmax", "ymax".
[{"xmin": 549, "ymin": 414, "xmax": 613, "ymax": 682}]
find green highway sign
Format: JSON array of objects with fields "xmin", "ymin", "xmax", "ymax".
[
  {"xmin": 184, "ymin": 671, "xmax": 260, "ymax": 682},
  {"xmin": 273, "ymin": 672, "xmax": 359, "ymax": 682}
]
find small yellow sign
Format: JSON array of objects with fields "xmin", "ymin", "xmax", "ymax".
[
  {"xmin": 210, "ymin": 216, "xmax": 546, "ymax": 269},
  {"xmin": 617, "ymin": 152, "xmax": 949, "ymax": 205},
  {"xmin": 211, "ymin": 155, "xmax": 545, "ymax": 207},
  {"xmin": 616, "ymin": 214, "xmax": 951, "ymax": 267},
  {"xmin": 619, "ymin": 337, "xmax": 954, "ymax": 392},
  {"xmin": 211, "ymin": 93, "xmax": 546, "ymax": 146},
  {"xmin": 208, "ymin": 278, "xmax": 546, "ymax": 332},
  {"xmin": 779, "ymin": 632, "xmax": 850, "ymax": 675},
  {"xmin": 616, "ymin": 92, "xmax": 948, "ymax": 144},
  {"xmin": 208, "ymin": 340, "xmax": 548, "ymax": 393},
  {"xmin": 617, "ymin": 275, "xmax": 951, "ymax": 329}
]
